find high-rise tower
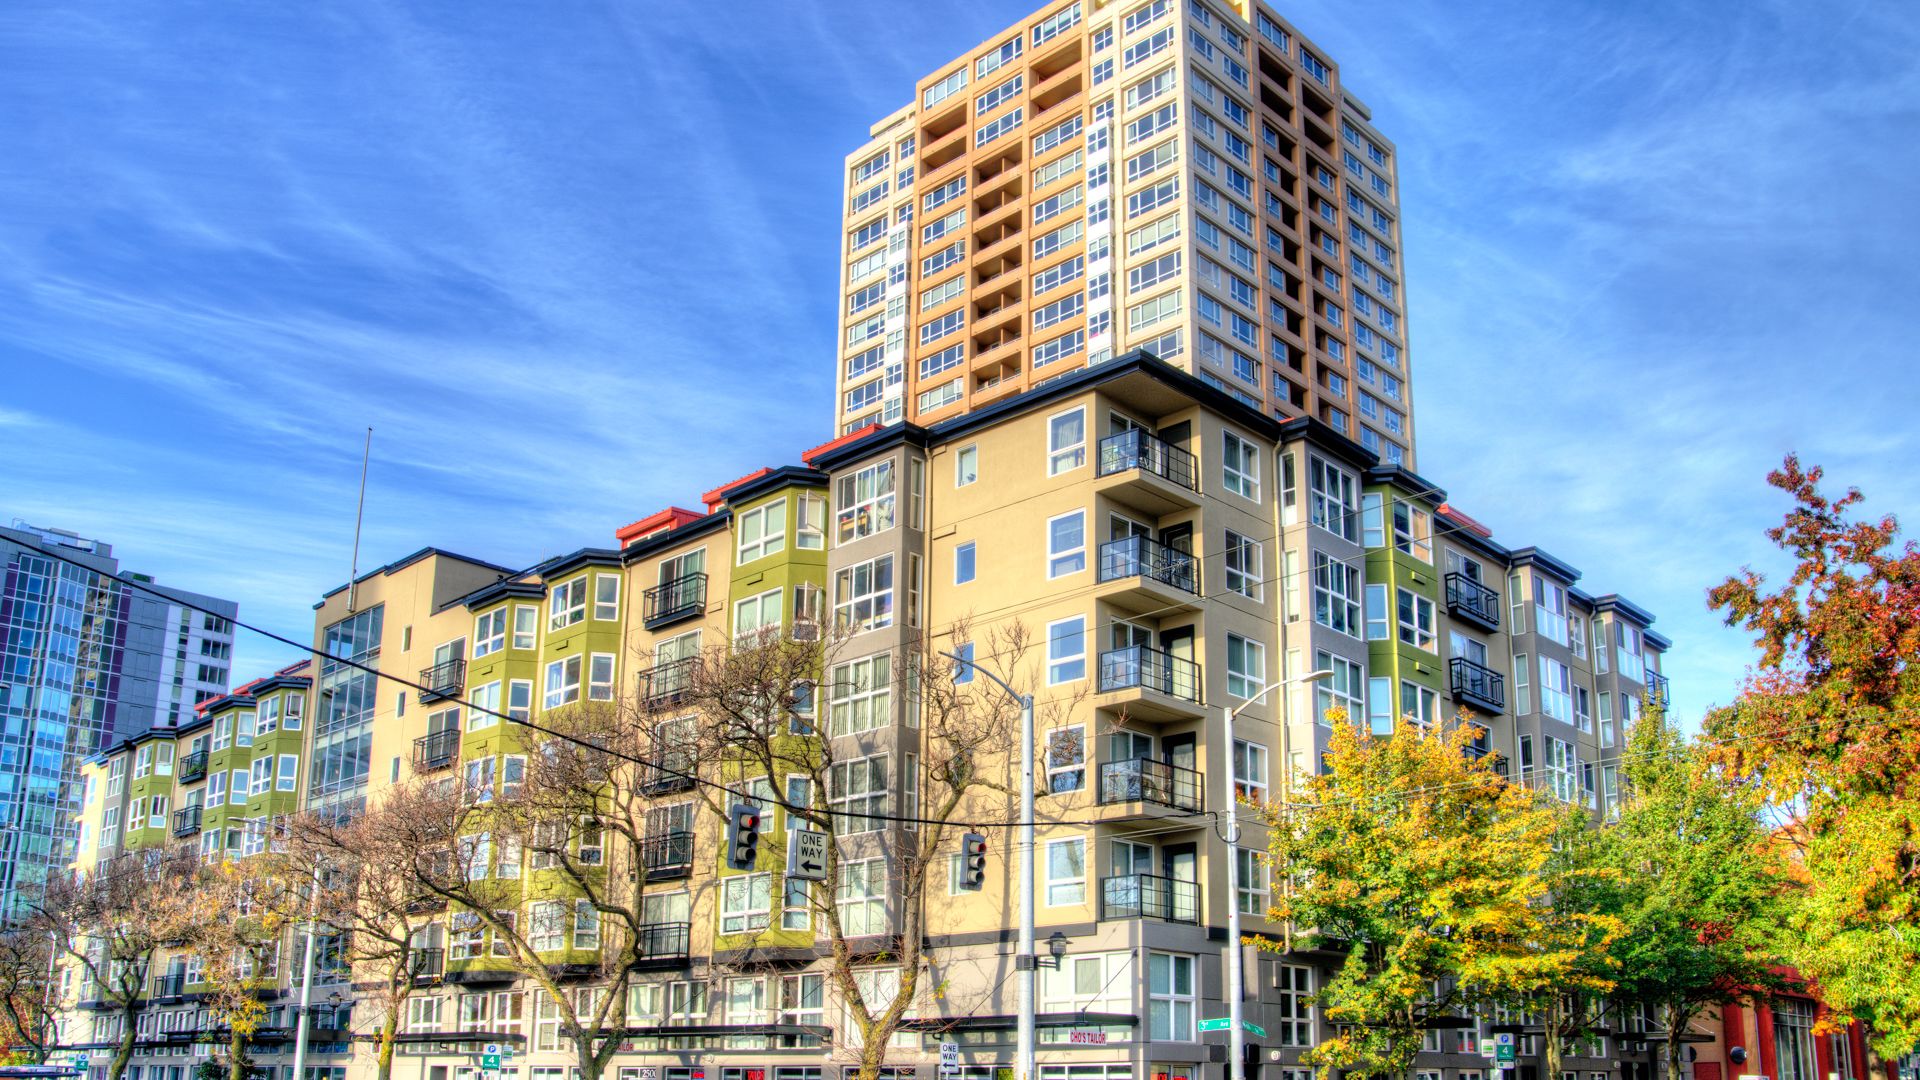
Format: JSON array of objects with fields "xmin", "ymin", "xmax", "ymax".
[{"xmin": 833, "ymin": 0, "xmax": 1415, "ymax": 466}]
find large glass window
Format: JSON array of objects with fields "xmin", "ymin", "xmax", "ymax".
[
  {"xmin": 1047, "ymin": 617, "xmax": 1087, "ymax": 684},
  {"xmin": 1308, "ymin": 456, "xmax": 1359, "ymax": 541},
  {"xmin": 1048, "ymin": 409, "xmax": 1086, "ymax": 475},
  {"xmin": 1313, "ymin": 554, "xmax": 1361, "ymax": 637},
  {"xmin": 738, "ymin": 500, "xmax": 788, "ymax": 564},
  {"xmin": 833, "ymin": 555, "xmax": 895, "ymax": 632},
  {"xmin": 829, "ymin": 654, "xmax": 892, "ymax": 737},
  {"xmin": 836, "ymin": 462, "xmax": 897, "ymax": 543},
  {"xmin": 1148, "ymin": 953, "xmax": 1195, "ymax": 1040},
  {"xmin": 1044, "ymin": 838, "xmax": 1085, "ymax": 905},
  {"xmin": 1047, "ymin": 511, "xmax": 1087, "ymax": 577}
]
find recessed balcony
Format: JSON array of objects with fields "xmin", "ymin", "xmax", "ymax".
[
  {"xmin": 1094, "ymin": 430, "xmax": 1201, "ymax": 515},
  {"xmin": 1448, "ymin": 657, "xmax": 1506, "ymax": 717},
  {"xmin": 413, "ymin": 729, "xmax": 459, "ymax": 773},
  {"xmin": 1644, "ymin": 670, "xmax": 1670, "ymax": 708},
  {"xmin": 1099, "ymin": 873, "xmax": 1199, "ymax": 924},
  {"xmin": 171, "ymin": 805, "xmax": 201, "ymax": 838},
  {"xmin": 644, "ymin": 572, "xmax": 707, "ymax": 629},
  {"xmin": 1095, "ymin": 536, "xmax": 1200, "ymax": 616},
  {"xmin": 418, "ymin": 658, "xmax": 465, "ymax": 705},
  {"xmin": 1097, "ymin": 757, "xmax": 1205, "ymax": 816},
  {"xmin": 179, "ymin": 750, "xmax": 208, "ymax": 783},
  {"xmin": 640, "ymin": 831, "xmax": 694, "ymax": 881},
  {"xmin": 640, "ymin": 657, "xmax": 697, "ymax": 709},
  {"xmin": 1094, "ymin": 645, "xmax": 1204, "ymax": 722},
  {"xmin": 633, "ymin": 922, "xmax": 693, "ymax": 970},
  {"xmin": 1444, "ymin": 572, "xmax": 1501, "ymax": 633},
  {"xmin": 409, "ymin": 947, "xmax": 444, "ymax": 982}
]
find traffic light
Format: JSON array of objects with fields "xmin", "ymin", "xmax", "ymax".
[
  {"xmin": 960, "ymin": 831, "xmax": 987, "ymax": 890},
  {"xmin": 726, "ymin": 803, "xmax": 762, "ymax": 870}
]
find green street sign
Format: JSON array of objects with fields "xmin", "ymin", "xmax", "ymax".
[
  {"xmin": 481, "ymin": 1055, "xmax": 501, "ymax": 1070},
  {"xmin": 1199, "ymin": 1018, "xmax": 1231, "ymax": 1032},
  {"xmin": 1197, "ymin": 1018, "xmax": 1266, "ymax": 1036},
  {"xmin": 1242, "ymin": 1022, "xmax": 1267, "ymax": 1038}
]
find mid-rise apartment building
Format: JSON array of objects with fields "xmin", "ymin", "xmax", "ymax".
[
  {"xmin": 0, "ymin": 521, "xmax": 235, "ymax": 916},
  {"xmin": 833, "ymin": 0, "xmax": 1415, "ymax": 468},
  {"xmin": 56, "ymin": 354, "xmax": 1664, "ymax": 1080}
]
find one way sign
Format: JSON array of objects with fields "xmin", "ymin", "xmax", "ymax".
[{"xmin": 787, "ymin": 827, "xmax": 828, "ymax": 882}]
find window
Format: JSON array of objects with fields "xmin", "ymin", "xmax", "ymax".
[
  {"xmin": 719, "ymin": 874, "xmax": 772, "ymax": 935},
  {"xmin": 473, "ymin": 609, "xmax": 507, "ymax": 656},
  {"xmin": 1393, "ymin": 502, "xmax": 1432, "ymax": 561},
  {"xmin": 1148, "ymin": 953, "xmax": 1195, "ymax": 1040},
  {"xmin": 1046, "ymin": 726, "xmax": 1085, "ymax": 793},
  {"xmin": 1514, "ymin": 653, "xmax": 1532, "ymax": 715},
  {"xmin": 734, "ymin": 588, "xmax": 783, "ymax": 641},
  {"xmin": 833, "ymin": 555, "xmax": 894, "ymax": 632},
  {"xmin": 1047, "ymin": 617, "xmax": 1087, "ymax": 684},
  {"xmin": 1400, "ymin": 681, "xmax": 1438, "ymax": 727},
  {"xmin": 1236, "ymin": 847, "xmax": 1269, "ymax": 914},
  {"xmin": 955, "ymin": 445, "xmax": 978, "ymax": 486},
  {"xmin": 738, "ymin": 499, "xmax": 787, "ymax": 563},
  {"xmin": 587, "ymin": 654, "xmax": 616, "ymax": 701},
  {"xmin": 1309, "ymin": 456, "xmax": 1359, "ymax": 540},
  {"xmin": 1223, "ymin": 531, "xmax": 1261, "ymax": 599},
  {"xmin": 1048, "ymin": 409, "xmax": 1086, "ymax": 474},
  {"xmin": 1397, "ymin": 589, "xmax": 1435, "ymax": 651},
  {"xmin": 1313, "ymin": 553, "xmax": 1362, "ymax": 637},
  {"xmin": 277, "ymin": 754, "xmax": 298, "ymax": 792},
  {"xmin": 1047, "ymin": 511, "xmax": 1086, "ymax": 577},
  {"xmin": 508, "ymin": 680, "xmax": 533, "ymax": 722},
  {"xmin": 1275, "ymin": 965, "xmax": 1313, "ymax": 1046},
  {"xmin": 512, "ymin": 605, "xmax": 538, "ymax": 650},
  {"xmin": 954, "ymin": 541, "xmax": 976, "ymax": 585},
  {"xmin": 829, "ymin": 755, "xmax": 889, "ymax": 835},
  {"xmin": 1599, "ymin": 692, "xmax": 1615, "ymax": 747},
  {"xmin": 1221, "ymin": 431, "xmax": 1259, "ymax": 499},
  {"xmin": 230, "ymin": 769, "xmax": 249, "ymax": 805},
  {"xmin": 836, "ymin": 859, "xmax": 887, "ymax": 935},
  {"xmin": 593, "ymin": 575, "xmax": 620, "ymax": 621},
  {"xmin": 1539, "ymin": 657, "xmax": 1573, "ymax": 721},
  {"xmin": 1227, "ymin": 634, "xmax": 1265, "ymax": 699},
  {"xmin": 1534, "ymin": 574, "xmax": 1569, "ymax": 645},
  {"xmin": 1544, "ymin": 737, "xmax": 1577, "ymax": 803},
  {"xmin": 1044, "ymin": 838, "xmax": 1085, "ymax": 905},
  {"xmin": 1364, "ymin": 583, "xmax": 1390, "ymax": 640},
  {"xmin": 829, "ymin": 654, "xmax": 892, "ymax": 737},
  {"xmin": 1315, "ymin": 653, "xmax": 1365, "ymax": 725},
  {"xmin": 544, "ymin": 656, "xmax": 581, "ymax": 709},
  {"xmin": 1233, "ymin": 739, "xmax": 1268, "ymax": 801},
  {"xmin": 549, "ymin": 577, "xmax": 587, "ymax": 630},
  {"xmin": 836, "ymin": 461, "xmax": 896, "ymax": 542}
]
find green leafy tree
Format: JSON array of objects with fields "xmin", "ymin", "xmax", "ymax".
[
  {"xmin": 1506, "ymin": 809, "xmax": 1626, "ymax": 1080},
  {"xmin": 1706, "ymin": 455, "xmax": 1920, "ymax": 1058},
  {"xmin": 1596, "ymin": 714, "xmax": 1784, "ymax": 1080},
  {"xmin": 1257, "ymin": 716, "xmax": 1605, "ymax": 1080}
]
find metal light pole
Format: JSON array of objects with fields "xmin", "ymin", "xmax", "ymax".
[
  {"xmin": 1223, "ymin": 670, "xmax": 1332, "ymax": 1080},
  {"xmin": 941, "ymin": 651, "xmax": 1036, "ymax": 1080}
]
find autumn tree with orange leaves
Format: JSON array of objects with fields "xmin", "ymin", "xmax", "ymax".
[{"xmin": 1706, "ymin": 455, "xmax": 1920, "ymax": 1060}]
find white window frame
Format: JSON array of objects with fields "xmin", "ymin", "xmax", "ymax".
[
  {"xmin": 1046, "ymin": 511, "xmax": 1086, "ymax": 578},
  {"xmin": 1047, "ymin": 408, "xmax": 1087, "ymax": 475}
]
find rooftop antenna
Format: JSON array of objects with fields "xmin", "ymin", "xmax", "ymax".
[{"xmin": 345, "ymin": 427, "xmax": 372, "ymax": 613}]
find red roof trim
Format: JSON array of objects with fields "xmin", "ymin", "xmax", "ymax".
[
  {"xmin": 615, "ymin": 507, "xmax": 707, "ymax": 546},
  {"xmin": 803, "ymin": 424, "xmax": 882, "ymax": 464},
  {"xmin": 1436, "ymin": 503, "xmax": 1493, "ymax": 538},
  {"xmin": 702, "ymin": 467, "xmax": 772, "ymax": 509}
]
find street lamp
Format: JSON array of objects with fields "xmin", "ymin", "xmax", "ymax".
[
  {"xmin": 940, "ymin": 650, "xmax": 1038, "ymax": 1080},
  {"xmin": 1223, "ymin": 669, "xmax": 1333, "ymax": 1080}
]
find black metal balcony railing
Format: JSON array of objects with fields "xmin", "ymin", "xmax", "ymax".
[
  {"xmin": 171, "ymin": 805, "xmax": 202, "ymax": 837},
  {"xmin": 418, "ymin": 658, "xmax": 466, "ymax": 704},
  {"xmin": 1097, "ymin": 536, "xmax": 1198, "ymax": 594},
  {"xmin": 641, "ymin": 657, "xmax": 698, "ymax": 707},
  {"xmin": 152, "ymin": 973, "xmax": 186, "ymax": 999},
  {"xmin": 1644, "ymin": 670, "xmax": 1671, "ymax": 707},
  {"xmin": 179, "ymin": 750, "xmax": 208, "ymax": 783},
  {"xmin": 1444, "ymin": 573, "xmax": 1501, "ymax": 631},
  {"xmin": 639, "ymin": 831, "xmax": 694, "ymax": 880},
  {"xmin": 1448, "ymin": 657, "xmax": 1506, "ymax": 714},
  {"xmin": 409, "ymin": 948, "xmax": 444, "ymax": 979},
  {"xmin": 638, "ymin": 754, "xmax": 697, "ymax": 796},
  {"xmin": 1098, "ymin": 757, "xmax": 1204, "ymax": 812},
  {"xmin": 643, "ymin": 573, "xmax": 708, "ymax": 629},
  {"xmin": 1096, "ymin": 430, "xmax": 1199, "ymax": 493},
  {"xmin": 1100, "ymin": 873, "xmax": 1199, "ymax": 923},
  {"xmin": 413, "ymin": 729, "xmax": 459, "ymax": 772},
  {"xmin": 635, "ymin": 922, "xmax": 692, "ymax": 963},
  {"xmin": 1097, "ymin": 645, "xmax": 1202, "ymax": 703}
]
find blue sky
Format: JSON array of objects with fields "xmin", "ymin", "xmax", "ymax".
[{"xmin": 3, "ymin": 0, "xmax": 1915, "ymax": 725}]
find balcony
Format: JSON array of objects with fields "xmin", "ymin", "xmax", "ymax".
[
  {"xmin": 639, "ymin": 831, "xmax": 694, "ymax": 881},
  {"xmin": 639, "ymin": 754, "xmax": 697, "ymax": 797},
  {"xmin": 1099, "ymin": 874, "xmax": 1199, "ymax": 924},
  {"xmin": 644, "ymin": 573, "xmax": 707, "ymax": 630},
  {"xmin": 1098, "ymin": 757, "xmax": 1204, "ymax": 815},
  {"xmin": 418, "ymin": 658, "xmax": 466, "ymax": 704},
  {"xmin": 179, "ymin": 750, "xmax": 208, "ymax": 783},
  {"xmin": 171, "ymin": 805, "xmax": 202, "ymax": 838},
  {"xmin": 633, "ymin": 922, "xmax": 693, "ymax": 970},
  {"xmin": 1644, "ymin": 670, "xmax": 1670, "ymax": 708},
  {"xmin": 151, "ymin": 974, "xmax": 186, "ymax": 1001},
  {"xmin": 413, "ymin": 729, "xmax": 460, "ymax": 773},
  {"xmin": 1448, "ymin": 657, "xmax": 1506, "ymax": 717},
  {"xmin": 641, "ymin": 657, "xmax": 698, "ymax": 709},
  {"xmin": 1095, "ymin": 536, "xmax": 1200, "ymax": 615},
  {"xmin": 409, "ymin": 947, "xmax": 445, "ymax": 982},
  {"xmin": 1094, "ymin": 430, "xmax": 1201, "ymax": 515},
  {"xmin": 1444, "ymin": 573, "xmax": 1501, "ymax": 633},
  {"xmin": 1095, "ymin": 646, "xmax": 1204, "ymax": 722}
]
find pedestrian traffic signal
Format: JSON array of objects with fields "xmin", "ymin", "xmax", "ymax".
[
  {"xmin": 727, "ymin": 803, "xmax": 762, "ymax": 870},
  {"xmin": 960, "ymin": 831, "xmax": 987, "ymax": 890}
]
